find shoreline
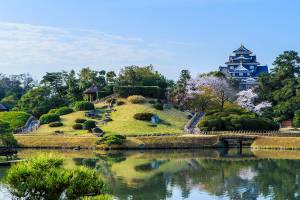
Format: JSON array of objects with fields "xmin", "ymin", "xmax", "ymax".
[{"xmin": 14, "ymin": 134, "xmax": 300, "ymax": 150}]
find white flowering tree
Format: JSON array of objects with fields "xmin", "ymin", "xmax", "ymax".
[
  {"xmin": 187, "ymin": 76, "xmax": 236, "ymax": 112},
  {"xmin": 236, "ymin": 89, "xmax": 271, "ymax": 114}
]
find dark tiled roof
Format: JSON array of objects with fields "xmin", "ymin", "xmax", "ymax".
[
  {"xmin": 233, "ymin": 44, "xmax": 253, "ymax": 54},
  {"xmin": 83, "ymin": 85, "xmax": 98, "ymax": 94},
  {"xmin": 0, "ymin": 103, "xmax": 7, "ymax": 110}
]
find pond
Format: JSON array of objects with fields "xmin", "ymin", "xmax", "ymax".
[{"xmin": 0, "ymin": 148, "xmax": 300, "ymax": 199}]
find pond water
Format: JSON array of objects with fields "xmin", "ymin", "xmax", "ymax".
[{"xmin": 0, "ymin": 148, "xmax": 300, "ymax": 199}]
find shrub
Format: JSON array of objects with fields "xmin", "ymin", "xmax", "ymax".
[
  {"xmin": 113, "ymin": 86, "xmax": 162, "ymax": 98},
  {"xmin": 49, "ymin": 122, "xmax": 63, "ymax": 127},
  {"xmin": 153, "ymin": 103, "xmax": 163, "ymax": 110},
  {"xmin": 83, "ymin": 120, "xmax": 96, "ymax": 131},
  {"xmin": 0, "ymin": 120, "xmax": 11, "ymax": 133},
  {"xmin": 39, "ymin": 114, "xmax": 60, "ymax": 124},
  {"xmin": 55, "ymin": 107, "xmax": 74, "ymax": 116},
  {"xmin": 73, "ymin": 123, "xmax": 83, "ymax": 130},
  {"xmin": 0, "ymin": 111, "xmax": 31, "ymax": 130},
  {"xmin": 96, "ymin": 135, "xmax": 126, "ymax": 145},
  {"xmin": 127, "ymin": 95, "xmax": 146, "ymax": 104},
  {"xmin": 48, "ymin": 108, "xmax": 59, "ymax": 114},
  {"xmin": 133, "ymin": 112, "xmax": 154, "ymax": 121},
  {"xmin": 148, "ymin": 100, "xmax": 156, "ymax": 104},
  {"xmin": 73, "ymin": 101, "xmax": 95, "ymax": 111},
  {"xmin": 116, "ymin": 100, "xmax": 125, "ymax": 106},
  {"xmin": 75, "ymin": 118, "xmax": 87, "ymax": 123},
  {"xmin": 294, "ymin": 110, "xmax": 300, "ymax": 127}
]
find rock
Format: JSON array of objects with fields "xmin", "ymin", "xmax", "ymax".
[{"xmin": 92, "ymin": 127, "xmax": 104, "ymax": 134}]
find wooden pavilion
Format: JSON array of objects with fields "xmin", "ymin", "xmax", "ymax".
[{"xmin": 83, "ymin": 85, "xmax": 99, "ymax": 102}]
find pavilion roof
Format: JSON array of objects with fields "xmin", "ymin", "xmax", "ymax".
[
  {"xmin": 0, "ymin": 103, "xmax": 7, "ymax": 111},
  {"xmin": 83, "ymin": 85, "xmax": 98, "ymax": 94}
]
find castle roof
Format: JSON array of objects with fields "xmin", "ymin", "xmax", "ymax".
[
  {"xmin": 233, "ymin": 44, "xmax": 253, "ymax": 55},
  {"xmin": 235, "ymin": 62, "xmax": 249, "ymax": 71}
]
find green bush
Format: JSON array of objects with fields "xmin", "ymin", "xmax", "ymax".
[
  {"xmin": 133, "ymin": 112, "xmax": 154, "ymax": 121},
  {"xmin": 116, "ymin": 100, "xmax": 125, "ymax": 106},
  {"xmin": 83, "ymin": 120, "xmax": 96, "ymax": 131},
  {"xmin": 49, "ymin": 122, "xmax": 63, "ymax": 127},
  {"xmin": 0, "ymin": 111, "xmax": 31, "ymax": 130},
  {"xmin": 75, "ymin": 118, "xmax": 87, "ymax": 123},
  {"xmin": 48, "ymin": 108, "xmax": 59, "ymax": 114},
  {"xmin": 73, "ymin": 101, "xmax": 95, "ymax": 111},
  {"xmin": 96, "ymin": 135, "xmax": 126, "ymax": 145},
  {"xmin": 153, "ymin": 103, "xmax": 163, "ymax": 110},
  {"xmin": 114, "ymin": 86, "xmax": 162, "ymax": 98},
  {"xmin": 39, "ymin": 114, "xmax": 60, "ymax": 125},
  {"xmin": 148, "ymin": 100, "xmax": 156, "ymax": 104},
  {"xmin": 0, "ymin": 120, "xmax": 11, "ymax": 133},
  {"xmin": 294, "ymin": 110, "xmax": 300, "ymax": 127},
  {"xmin": 127, "ymin": 95, "xmax": 146, "ymax": 104},
  {"xmin": 5, "ymin": 155, "xmax": 106, "ymax": 199},
  {"xmin": 55, "ymin": 107, "xmax": 74, "ymax": 116},
  {"xmin": 73, "ymin": 123, "xmax": 83, "ymax": 130},
  {"xmin": 198, "ymin": 108, "xmax": 279, "ymax": 131}
]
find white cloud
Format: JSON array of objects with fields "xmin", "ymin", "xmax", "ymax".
[{"xmin": 0, "ymin": 22, "xmax": 173, "ymax": 76}]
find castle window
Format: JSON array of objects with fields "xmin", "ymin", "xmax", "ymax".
[
  {"xmin": 250, "ymin": 66, "xmax": 254, "ymax": 69},
  {"xmin": 239, "ymin": 73, "xmax": 243, "ymax": 76}
]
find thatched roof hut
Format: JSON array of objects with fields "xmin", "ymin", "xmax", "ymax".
[
  {"xmin": 83, "ymin": 85, "xmax": 99, "ymax": 102},
  {"xmin": 0, "ymin": 103, "xmax": 8, "ymax": 112}
]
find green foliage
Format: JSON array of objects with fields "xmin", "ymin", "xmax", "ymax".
[
  {"xmin": 198, "ymin": 108, "xmax": 279, "ymax": 131},
  {"xmin": 127, "ymin": 95, "xmax": 146, "ymax": 104},
  {"xmin": 96, "ymin": 135, "xmax": 126, "ymax": 145},
  {"xmin": 293, "ymin": 110, "xmax": 300, "ymax": 127},
  {"xmin": 4, "ymin": 155, "xmax": 106, "ymax": 200},
  {"xmin": 0, "ymin": 134, "xmax": 18, "ymax": 148},
  {"xmin": 73, "ymin": 101, "xmax": 95, "ymax": 111},
  {"xmin": 73, "ymin": 123, "xmax": 83, "ymax": 130},
  {"xmin": 83, "ymin": 120, "xmax": 96, "ymax": 131},
  {"xmin": 116, "ymin": 100, "xmax": 125, "ymax": 106},
  {"xmin": 40, "ymin": 113, "xmax": 60, "ymax": 125},
  {"xmin": 0, "ymin": 95, "xmax": 18, "ymax": 109},
  {"xmin": 55, "ymin": 106, "xmax": 74, "ymax": 116},
  {"xmin": 0, "ymin": 111, "xmax": 30, "ymax": 130},
  {"xmin": 114, "ymin": 86, "xmax": 162, "ymax": 98},
  {"xmin": 75, "ymin": 118, "xmax": 87, "ymax": 123},
  {"xmin": 133, "ymin": 112, "xmax": 154, "ymax": 121},
  {"xmin": 258, "ymin": 51, "xmax": 300, "ymax": 121},
  {"xmin": 118, "ymin": 65, "xmax": 169, "ymax": 90},
  {"xmin": 49, "ymin": 121, "xmax": 63, "ymax": 127},
  {"xmin": 16, "ymin": 87, "xmax": 63, "ymax": 117},
  {"xmin": 153, "ymin": 103, "xmax": 164, "ymax": 110},
  {"xmin": 81, "ymin": 195, "xmax": 113, "ymax": 200},
  {"xmin": 0, "ymin": 121, "xmax": 11, "ymax": 134}
]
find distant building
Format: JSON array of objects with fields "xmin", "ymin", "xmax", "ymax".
[{"xmin": 219, "ymin": 44, "xmax": 268, "ymax": 90}]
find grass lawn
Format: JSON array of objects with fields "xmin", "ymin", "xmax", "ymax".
[
  {"xmin": 33, "ymin": 111, "xmax": 98, "ymax": 135},
  {"xmin": 96, "ymin": 99, "xmax": 189, "ymax": 135},
  {"xmin": 0, "ymin": 111, "xmax": 30, "ymax": 129}
]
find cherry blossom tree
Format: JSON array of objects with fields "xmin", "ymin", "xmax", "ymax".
[
  {"xmin": 236, "ymin": 89, "xmax": 271, "ymax": 114},
  {"xmin": 187, "ymin": 76, "xmax": 236, "ymax": 112}
]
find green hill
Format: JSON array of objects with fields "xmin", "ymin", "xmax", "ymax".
[{"xmin": 34, "ymin": 99, "xmax": 189, "ymax": 136}]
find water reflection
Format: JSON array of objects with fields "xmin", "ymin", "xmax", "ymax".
[{"xmin": 2, "ymin": 148, "xmax": 300, "ymax": 199}]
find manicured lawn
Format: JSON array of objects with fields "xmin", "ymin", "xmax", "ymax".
[
  {"xmin": 96, "ymin": 99, "xmax": 189, "ymax": 135},
  {"xmin": 0, "ymin": 111, "xmax": 30, "ymax": 129},
  {"xmin": 34, "ymin": 111, "xmax": 98, "ymax": 135}
]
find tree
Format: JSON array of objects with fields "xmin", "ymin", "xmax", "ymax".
[
  {"xmin": 257, "ymin": 50, "xmax": 300, "ymax": 120},
  {"xmin": 106, "ymin": 71, "xmax": 117, "ymax": 83},
  {"xmin": 188, "ymin": 76, "xmax": 236, "ymax": 112},
  {"xmin": 5, "ymin": 155, "xmax": 107, "ymax": 200},
  {"xmin": 79, "ymin": 68, "xmax": 106, "ymax": 90},
  {"xmin": 41, "ymin": 72, "xmax": 68, "ymax": 98},
  {"xmin": 66, "ymin": 70, "xmax": 82, "ymax": 102},
  {"xmin": 236, "ymin": 89, "xmax": 271, "ymax": 114},
  {"xmin": 15, "ymin": 87, "xmax": 63, "ymax": 117}
]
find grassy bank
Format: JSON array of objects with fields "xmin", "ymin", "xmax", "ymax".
[
  {"xmin": 15, "ymin": 134, "xmax": 219, "ymax": 149},
  {"xmin": 251, "ymin": 136, "xmax": 300, "ymax": 149}
]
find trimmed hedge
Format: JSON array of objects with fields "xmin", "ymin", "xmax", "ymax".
[
  {"xmin": 96, "ymin": 135, "xmax": 126, "ymax": 145},
  {"xmin": 127, "ymin": 95, "xmax": 146, "ymax": 104},
  {"xmin": 0, "ymin": 111, "xmax": 31, "ymax": 130},
  {"xmin": 73, "ymin": 101, "xmax": 95, "ymax": 111},
  {"xmin": 133, "ymin": 112, "xmax": 154, "ymax": 121},
  {"xmin": 0, "ymin": 120, "xmax": 11, "ymax": 133},
  {"xmin": 40, "ymin": 114, "xmax": 60, "ymax": 125},
  {"xmin": 83, "ymin": 120, "xmax": 96, "ymax": 131},
  {"xmin": 198, "ymin": 108, "xmax": 279, "ymax": 131},
  {"xmin": 49, "ymin": 122, "xmax": 63, "ymax": 127},
  {"xmin": 72, "ymin": 123, "xmax": 83, "ymax": 130},
  {"xmin": 55, "ymin": 107, "xmax": 74, "ymax": 116},
  {"xmin": 75, "ymin": 118, "xmax": 87, "ymax": 123},
  {"xmin": 114, "ymin": 86, "xmax": 162, "ymax": 98},
  {"xmin": 153, "ymin": 103, "xmax": 163, "ymax": 110}
]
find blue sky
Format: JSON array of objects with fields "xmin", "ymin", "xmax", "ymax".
[{"xmin": 0, "ymin": 0, "xmax": 299, "ymax": 80}]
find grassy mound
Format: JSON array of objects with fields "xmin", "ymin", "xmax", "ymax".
[
  {"xmin": 0, "ymin": 111, "xmax": 30, "ymax": 130},
  {"xmin": 96, "ymin": 98, "xmax": 189, "ymax": 135}
]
